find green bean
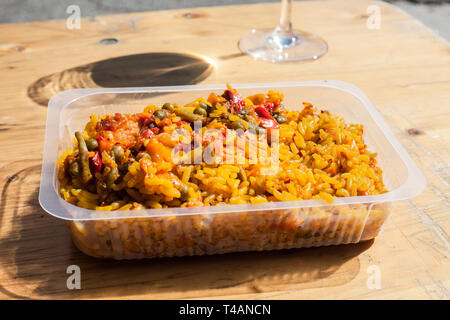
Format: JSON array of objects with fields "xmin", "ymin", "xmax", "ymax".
[
  {"xmin": 199, "ymin": 102, "xmax": 209, "ymax": 110},
  {"xmin": 69, "ymin": 161, "xmax": 80, "ymax": 177},
  {"xmin": 86, "ymin": 138, "xmax": 99, "ymax": 151},
  {"xmin": 175, "ymin": 108, "xmax": 200, "ymax": 123},
  {"xmin": 105, "ymin": 167, "xmax": 119, "ymax": 187},
  {"xmin": 75, "ymin": 131, "xmax": 92, "ymax": 184}
]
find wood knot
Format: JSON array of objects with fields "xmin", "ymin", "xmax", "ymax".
[
  {"xmin": 13, "ymin": 46, "xmax": 25, "ymax": 52},
  {"xmin": 407, "ymin": 128, "xmax": 423, "ymax": 136},
  {"xmin": 182, "ymin": 12, "xmax": 207, "ymax": 19},
  {"xmin": 99, "ymin": 38, "xmax": 118, "ymax": 45},
  {"xmin": 7, "ymin": 174, "xmax": 19, "ymax": 183}
]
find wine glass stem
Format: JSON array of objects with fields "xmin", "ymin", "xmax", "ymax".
[{"xmin": 278, "ymin": 0, "xmax": 293, "ymax": 34}]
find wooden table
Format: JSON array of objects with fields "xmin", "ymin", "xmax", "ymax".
[{"xmin": 0, "ymin": 0, "xmax": 449, "ymax": 300}]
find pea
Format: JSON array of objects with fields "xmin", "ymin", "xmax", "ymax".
[
  {"xmin": 136, "ymin": 152, "xmax": 151, "ymax": 161},
  {"xmin": 153, "ymin": 109, "xmax": 168, "ymax": 120},
  {"xmin": 112, "ymin": 145, "xmax": 124, "ymax": 162},
  {"xmin": 69, "ymin": 161, "xmax": 80, "ymax": 177},
  {"xmin": 194, "ymin": 107, "xmax": 207, "ymax": 117},
  {"xmin": 199, "ymin": 102, "xmax": 209, "ymax": 110},
  {"xmin": 276, "ymin": 115, "xmax": 287, "ymax": 124},
  {"xmin": 86, "ymin": 138, "xmax": 99, "ymax": 151},
  {"xmin": 230, "ymin": 121, "xmax": 245, "ymax": 130},
  {"xmin": 237, "ymin": 108, "xmax": 250, "ymax": 117},
  {"xmin": 162, "ymin": 103, "xmax": 174, "ymax": 111},
  {"xmin": 246, "ymin": 123, "xmax": 265, "ymax": 135}
]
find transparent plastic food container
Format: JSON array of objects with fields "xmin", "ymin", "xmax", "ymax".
[{"xmin": 39, "ymin": 81, "xmax": 426, "ymax": 259}]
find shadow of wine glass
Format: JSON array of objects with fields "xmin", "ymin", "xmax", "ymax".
[
  {"xmin": 27, "ymin": 52, "xmax": 215, "ymax": 106},
  {"xmin": 0, "ymin": 159, "xmax": 372, "ymax": 299}
]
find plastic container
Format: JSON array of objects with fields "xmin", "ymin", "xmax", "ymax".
[{"xmin": 39, "ymin": 81, "xmax": 426, "ymax": 259}]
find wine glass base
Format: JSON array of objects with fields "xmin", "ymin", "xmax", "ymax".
[{"xmin": 238, "ymin": 28, "xmax": 328, "ymax": 63}]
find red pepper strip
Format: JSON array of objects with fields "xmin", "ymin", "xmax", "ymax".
[
  {"xmin": 150, "ymin": 127, "xmax": 160, "ymax": 134},
  {"xmin": 138, "ymin": 112, "xmax": 155, "ymax": 127},
  {"xmin": 140, "ymin": 128, "xmax": 154, "ymax": 139},
  {"xmin": 254, "ymin": 106, "xmax": 279, "ymax": 129},
  {"xmin": 89, "ymin": 151, "xmax": 102, "ymax": 175},
  {"xmin": 263, "ymin": 101, "xmax": 276, "ymax": 113},
  {"xmin": 141, "ymin": 126, "xmax": 160, "ymax": 139},
  {"xmin": 96, "ymin": 135, "xmax": 106, "ymax": 142},
  {"xmin": 254, "ymin": 106, "xmax": 272, "ymax": 118},
  {"xmin": 96, "ymin": 135, "xmax": 111, "ymax": 153},
  {"xmin": 259, "ymin": 118, "xmax": 279, "ymax": 130},
  {"xmin": 177, "ymin": 120, "xmax": 190, "ymax": 126}
]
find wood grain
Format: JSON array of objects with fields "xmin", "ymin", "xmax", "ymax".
[{"xmin": 0, "ymin": 0, "xmax": 449, "ymax": 299}]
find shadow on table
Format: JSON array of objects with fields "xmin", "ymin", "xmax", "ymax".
[
  {"xmin": 27, "ymin": 52, "xmax": 215, "ymax": 107},
  {"xmin": 0, "ymin": 160, "xmax": 372, "ymax": 299}
]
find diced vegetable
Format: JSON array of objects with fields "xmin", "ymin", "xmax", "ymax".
[
  {"xmin": 254, "ymin": 106, "xmax": 279, "ymax": 130},
  {"xmin": 69, "ymin": 161, "xmax": 80, "ymax": 177},
  {"xmin": 89, "ymin": 151, "xmax": 102, "ymax": 175},
  {"xmin": 86, "ymin": 138, "xmax": 99, "ymax": 151},
  {"xmin": 75, "ymin": 131, "xmax": 93, "ymax": 184},
  {"xmin": 223, "ymin": 90, "xmax": 245, "ymax": 111},
  {"xmin": 112, "ymin": 145, "xmax": 124, "ymax": 162}
]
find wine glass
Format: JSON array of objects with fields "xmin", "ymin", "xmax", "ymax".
[{"xmin": 238, "ymin": 0, "xmax": 328, "ymax": 63}]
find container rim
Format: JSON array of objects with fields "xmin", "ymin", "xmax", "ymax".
[{"xmin": 39, "ymin": 80, "xmax": 426, "ymax": 221}]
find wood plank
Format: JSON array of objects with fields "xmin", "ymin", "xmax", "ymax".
[{"xmin": 0, "ymin": 0, "xmax": 449, "ymax": 299}]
